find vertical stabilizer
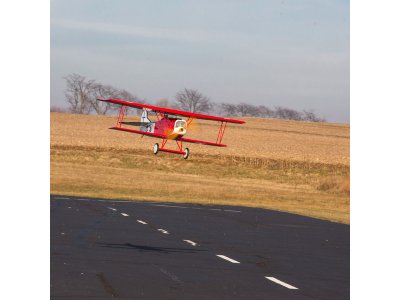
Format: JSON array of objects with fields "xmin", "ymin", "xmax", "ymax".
[{"xmin": 140, "ymin": 109, "xmax": 154, "ymax": 132}]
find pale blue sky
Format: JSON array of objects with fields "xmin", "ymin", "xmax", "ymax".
[{"xmin": 51, "ymin": 0, "xmax": 349, "ymax": 122}]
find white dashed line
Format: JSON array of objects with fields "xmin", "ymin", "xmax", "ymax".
[
  {"xmin": 121, "ymin": 213, "xmax": 129, "ymax": 217},
  {"xmin": 97, "ymin": 200, "xmax": 128, "ymax": 203},
  {"xmin": 191, "ymin": 207, "xmax": 240, "ymax": 213},
  {"xmin": 108, "ymin": 207, "xmax": 117, "ymax": 211},
  {"xmin": 265, "ymin": 277, "xmax": 298, "ymax": 289},
  {"xmin": 183, "ymin": 240, "xmax": 197, "ymax": 246},
  {"xmin": 72, "ymin": 198, "xmax": 132, "ymax": 203},
  {"xmin": 137, "ymin": 220, "xmax": 147, "ymax": 224},
  {"xmin": 157, "ymin": 229, "xmax": 169, "ymax": 234},
  {"xmin": 54, "ymin": 197, "xmax": 70, "ymax": 200},
  {"xmin": 216, "ymin": 255, "xmax": 240, "ymax": 264},
  {"xmin": 151, "ymin": 204, "xmax": 188, "ymax": 209}
]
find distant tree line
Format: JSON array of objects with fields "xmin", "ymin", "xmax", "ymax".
[
  {"xmin": 216, "ymin": 103, "xmax": 325, "ymax": 122},
  {"xmin": 58, "ymin": 73, "xmax": 325, "ymax": 122}
]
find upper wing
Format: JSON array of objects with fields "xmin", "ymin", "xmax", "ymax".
[{"xmin": 97, "ymin": 98, "xmax": 245, "ymax": 124}]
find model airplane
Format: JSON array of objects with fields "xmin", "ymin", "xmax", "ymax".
[{"xmin": 97, "ymin": 98, "xmax": 245, "ymax": 159}]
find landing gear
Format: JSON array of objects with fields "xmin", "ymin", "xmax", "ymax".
[
  {"xmin": 153, "ymin": 140, "xmax": 190, "ymax": 159},
  {"xmin": 153, "ymin": 143, "xmax": 159, "ymax": 155},
  {"xmin": 183, "ymin": 148, "xmax": 190, "ymax": 159}
]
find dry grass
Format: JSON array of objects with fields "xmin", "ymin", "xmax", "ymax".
[{"xmin": 50, "ymin": 112, "xmax": 350, "ymax": 224}]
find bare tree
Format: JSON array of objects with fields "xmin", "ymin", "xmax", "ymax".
[
  {"xmin": 64, "ymin": 73, "xmax": 143, "ymax": 115},
  {"xmin": 155, "ymin": 98, "xmax": 179, "ymax": 109},
  {"xmin": 214, "ymin": 103, "xmax": 324, "ymax": 121},
  {"xmin": 220, "ymin": 103, "xmax": 237, "ymax": 116},
  {"xmin": 258, "ymin": 105, "xmax": 274, "ymax": 118},
  {"xmin": 89, "ymin": 83, "xmax": 121, "ymax": 115},
  {"xmin": 221, "ymin": 103, "xmax": 273, "ymax": 118},
  {"xmin": 236, "ymin": 103, "xmax": 259, "ymax": 117},
  {"xmin": 64, "ymin": 74, "xmax": 94, "ymax": 114},
  {"xmin": 175, "ymin": 88, "xmax": 211, "ymax": 113},
  {"xmin": 302, "ymin": 110, "xmax": 325, "ymax": 122},
  {"xmin": 117, "ymin": 89, "xmax": 144, "ymax": 115},
  {"xmin": 247, "ymin": 104, "xmax": 261, "ymax": 117},
  {"xmin": 118, "ymin": 89, "xmax": 143, "ymax": 103},
  {"xmin": 88, "ymin": 85, "xmax": 143, "ymax": 115},
  {"xmin": 209, "ymin": 102, "xmax": 221, "ymax": 116},
  {"xmin": 274, "ymin": 106, "xmax": 303, "ymax": 120}
]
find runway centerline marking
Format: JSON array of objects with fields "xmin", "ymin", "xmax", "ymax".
[
  {"xmin": 54, "ymin": 197, "xmax": 70, "ymax": 200},
  {"xmin": 223, "ymin": 209, "xmax": 241, "ymax": 213},
  {"xmin": 209, "ymin": 208, "xmax": 222, "ymax": 211},
  {"xmin": 216, "ymin": 255, "xmax": 240, "ymax": 264},
  {"xmin": 108, "ymin": 207, "xmax": 117, "ymax": 211},
  {"xmin": 183, "ymin": 240, "xmax": 197, "ymax": 246},
  {"xmin": 157, "ymin": 229, "xmax": 169, "ymax": 234},
  {"xmin": 265, "ymin": 277, "xmax": 298, "ymax": 289},
  {"xmin": 137, "ymin": 220, "xmax": 147, "ymax": 224},
  {"xmin": 121, "ymin": 213, "xmax": 129, "ymax": 217}
]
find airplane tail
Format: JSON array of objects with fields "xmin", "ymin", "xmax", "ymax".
[{"xmin": 140, "ymin": 109, "xmax": 154, "ymax": 133}]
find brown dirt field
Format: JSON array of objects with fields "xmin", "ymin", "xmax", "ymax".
[{"xmin": 50, "ymin": 112, "xmax": 350, "ymax": 224}]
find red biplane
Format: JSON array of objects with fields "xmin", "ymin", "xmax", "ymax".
[{"xmin": 97, "ymin": 98, "xmax": 245, "ymax": 159}]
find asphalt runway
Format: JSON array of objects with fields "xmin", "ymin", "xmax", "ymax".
[{"xmin": 51, "ymin": 195, "xmax": 349, "ymax": 299}]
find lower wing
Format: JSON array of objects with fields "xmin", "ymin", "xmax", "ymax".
[
  {"xmin": 110, "ymin": 127, "xmax": 226, "ymax": 147},
  {"xmin": 110, "ymin": 126, "xmax": 166, "ymax": 139},
  {"xmin": 180, "ymin": 137, "xmax": 227, "ymax": 147}
]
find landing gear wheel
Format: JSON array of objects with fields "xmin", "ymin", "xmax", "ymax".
[
  {"xmin": 153, "ymin": 143, "xmax": 159, "ymax": 155},
  {"xmin": 183, "ymin": 148, "xmax": 190, "ymax": 160}
]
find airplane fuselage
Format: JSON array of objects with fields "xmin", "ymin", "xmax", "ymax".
[{"xmin": 154, "ymin": 117, "xmax": 187, "ymax": 140}]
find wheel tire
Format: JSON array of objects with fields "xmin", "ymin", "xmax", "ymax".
[
  {"xmin": 183, "ymin": 148, "xmax": 190, "ymax": 159},
  {"xmin": 153, "ymin": 143, "xmax": 159, "ymax": 155}
]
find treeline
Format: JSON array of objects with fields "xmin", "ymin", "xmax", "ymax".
[
  {"xmin": 54, "ymin": 73, "xmax": 325, "ymax": 122},
  {"xmin": 214, "ymin": 103, "xmax": 325, "ymax": 122}
]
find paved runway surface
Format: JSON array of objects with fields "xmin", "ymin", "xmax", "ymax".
[{"xmin": 51, "ymin": 195, "xmax": 349, "ymax": 299}]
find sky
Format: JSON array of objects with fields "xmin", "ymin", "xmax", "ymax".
[{"xmin": 51, "ymin": 0, "xmax": 349, "ymax": 123}]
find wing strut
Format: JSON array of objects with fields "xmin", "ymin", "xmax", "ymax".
[
  {"xmin": 216, "ymin": 121, "xmax": 228, "ymax": 144},
  {"xmin": 116, "ymin": 105, "xmax": 127, "ymax": 128}
]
